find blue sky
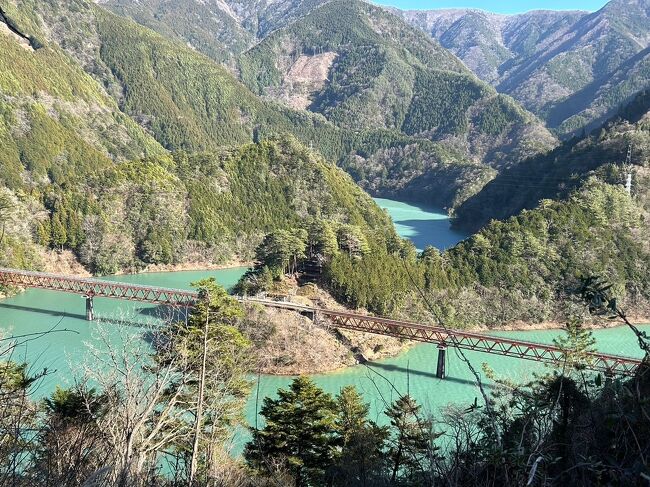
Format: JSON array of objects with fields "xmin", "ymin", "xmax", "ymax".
[{"xmin": 372, "ymin": 0, "xmax": 609, "ymax": 14}]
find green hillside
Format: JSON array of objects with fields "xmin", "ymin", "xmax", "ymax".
[
  {"xmin": 3, "ymin": 0, "xmax": 552, "ymax": 212},
  {"xmin": 319, "ymin": 180, "xmax": 650, "ymax": 326},
  {"xmin": 0, "ymin": 11, "xmax": 164, "ymax": 190},
  {"xmin": 455, "ymin": 89, "xmax": 650, "ymax": 232},
  {"xmin": 101, "ymin": 0, "xmax": 331, "ymax": 66},
  {"xmin": 92, "ymin": 7, "xmax": 345, "ymax": 155},
  {"xmin": 0, "ymin": 131, "xmax": 396, "ymax": 275},
  {"xmin": 0, "ymin": 1, "xmax": 396, "ymax": 274},
  {"xmin": 239, "ymin": 0, "xmax": 555, "ymax": 169},
  {"xmin": 90, "ymin": 9, "xmax": 494, "ymax": 208},
  {"xmin": 0, "ymin": 1, "xmax": 167, "ymax": 270},
  {"xmin": 312, "ymin": 95, "xmax": 650, "ymax": 322}
]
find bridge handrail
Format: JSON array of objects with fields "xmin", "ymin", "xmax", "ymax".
[
  {"xmin": 317, "ymin": 308, "xmax": 644, "ymax": 365},
  {"xmin": 0, "ymin": 267, "xmax": 199, "ymax": 297}
]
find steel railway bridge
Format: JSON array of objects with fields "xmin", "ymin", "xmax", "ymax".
[{"xmin": 0, "ymin": 267, "xmax": 644, "ymax": 378}]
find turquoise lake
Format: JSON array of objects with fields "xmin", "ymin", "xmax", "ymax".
[
  {"xmin": 374, "ymin": 197, "xmax": 467, "ymax": 250},
  {"xmin": 0, "ymin": 197, "xmax": 646, "ymax": 453}
]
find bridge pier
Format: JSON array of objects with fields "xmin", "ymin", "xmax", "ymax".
[
  {"xmin": 85, "ymin": 295, "xmax": 95, "ymax": 321},
  {"xmin": 436, "ymin": 344, "xmax": 447, "ymax": 379}
]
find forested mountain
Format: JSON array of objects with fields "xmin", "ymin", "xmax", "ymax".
[
  {"xmin": 0, "ymin": 3, "xmax": 165, "ymax": 185},
  {"xmin": 98, "ymin": 0, "xmax": 329, "ymax": 67},
  {"xmin": 238, "ymin": 0, "xmax": 554, "ymax": 166},
  {"xmin": 4, "ymin": 0, "xmax": 344, "ymax": 154},
  {"xmin": 89, "ymin": 0, "xmax": 556, "ymax": 209},
  {"xmin": 0, "ymin": 0, "xmax": 395, "ymax": 274},
  {"xmin": 454, "ymin": 88, "xmax": 650, "ymax": 232},
  {"xmin": 397, "ymin": 0, "xmax": 650, "ymax": 137}
]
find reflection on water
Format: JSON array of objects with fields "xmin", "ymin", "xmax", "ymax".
[{"xmin": 0, "ymin": 268, "xmax": 247, "ymax": 394}]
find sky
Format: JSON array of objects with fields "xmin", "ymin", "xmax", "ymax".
[{"xmin": 372, "ymin": 0, "xmax": 610, "ymax": 14}]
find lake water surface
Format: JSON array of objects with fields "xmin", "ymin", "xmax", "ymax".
[
  {"xmin": 373, "ymin": 197, "xmax": 467, "ymax": 250},
  {"xmin": 0, "ymin": 198, "xmax": 645, "ymax": 453}
]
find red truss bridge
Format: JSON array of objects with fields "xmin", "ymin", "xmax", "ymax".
[
  {"xmin": 0, "ymin": 267, "xmax": 198, "ymax": 306},
  {"xmin": 0, "ymin": 267, "xmax": 644, "ymax": 378}
]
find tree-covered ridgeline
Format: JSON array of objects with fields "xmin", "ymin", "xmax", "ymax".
[
  {"xmin": 0, "ymin": 136, "xmax": 395, "ymax": 275},
  {"xmin": 455, "ymin": 88, "xmax": 650, "ymax": 232},
  {"xmin": 97, "ymin": 0, "xmax": 549, "ymax": 211},
  {"xmin": 243, "ymin": 178, "xmax": 650, "ymax": 328},
  {"xmin": 2, "ymin": 0, "xmax": 551, "ymax": 215},
  {"xmin": 237, "ymin": 0, "xmax": 556, "ymax": 200},
  {"xmin": 237, "ymin": 94, "xmax": 646, "ymax": 328},
  {"xmin": 0, "ymin": 0, "xmax": 505, "ymax": 235}
]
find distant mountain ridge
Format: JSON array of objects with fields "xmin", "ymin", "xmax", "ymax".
[
  {"xmin": 100, "ymin": 0, "xmax": 650, "ymax": 142},
  {"xmin": 236, "ymin": 0, "xmax": 556, "ymax": 205},
  {"xmin": 97, "ymin": 0, "xmax": 331, "ymax": 66},
  {"xmin": 61, "ymin": 0, "xmax": 555, "ymax": 211},
  {"xmin": 394, "ymin": 0, "xmax": 650, "ymax": 137}
]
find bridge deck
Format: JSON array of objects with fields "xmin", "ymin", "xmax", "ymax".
[
  {"xmin": 0, "ymin": 267, "xmax": 644, "ymax": 376},
  {"xmin": 0, "ymin": 267, "xmax": 198, "ymax": 305}
]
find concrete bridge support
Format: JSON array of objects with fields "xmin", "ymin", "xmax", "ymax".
[
  {"xmin": 85, "ymin": 295, "xmax": 95, "ymax": 321},
  {"xmin": 436, "ymin": 344, "xmax": 447, "ymax": 379}
]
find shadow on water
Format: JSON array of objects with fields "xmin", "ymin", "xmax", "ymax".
[
  {"xmin": 398, "ymin": 219, "xmax": 467, "ymax": 251},
  {"xmin": 365, "ymin": 361, "xmax": 493, "ymax": 390},
  {"xmin": 135, "ymin": 304, "xmax": 191, "ymax": 321},
  {"xmin": 0, "ymin": 302, "xmax": 166, "ymax": 332},
  {"xmin": 0, "ymin": 302, "xmax": 88, "ymax": 321}
]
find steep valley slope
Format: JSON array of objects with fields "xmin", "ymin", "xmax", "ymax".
[
  {"xmin": 396, "ymin": 0, "xmax": 650, "ymax": 138},
  {"xmin": 87, "ymin": 0, "xmax": 557, "ymax": 210},
  {"xmin": 455, "ymin": 89, "xmax": 650, "ymax": 233}
]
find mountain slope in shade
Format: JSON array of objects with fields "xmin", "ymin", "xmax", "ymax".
[
  {"xmin": 397, "ymin": 0, "xmax": 650, "ymax": 137},
  {"xmin": 454, "ymin": 89, "xmax": 650, "ymax": 232}
]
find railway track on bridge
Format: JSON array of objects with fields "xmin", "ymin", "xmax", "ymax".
[{"xmin": 0, "ymin": 267, "xmax": 644, "ymax": 377}]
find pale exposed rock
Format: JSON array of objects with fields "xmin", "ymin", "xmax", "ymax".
[
  {"xmin": 275, "ymin": 52, "xmax": 337, "ymax": 110},
  {"xmin": 40, "ymin": 250, "xmax": 92, "ymax": 277},
  {"xmin": 0, "ymin": 20, "xmax": 32, "ymax": 51}
]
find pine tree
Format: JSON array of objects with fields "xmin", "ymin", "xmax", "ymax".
[
  {"xmin": 50, "ymin": 213, "xmax": 67, "ymax": 250},
  {"xmin": 332, "ymin": 386, "xmax": 388, "ymax": 486},
  {"xmin": 337, "ymin": 224, "xmax": 370, "ymax": 258},
  {"xmin": 160, "ymin": 278, "xmax": 252, "ymax": 483},
  {"xmin": 0, "ymin": 193, "xmax": 12, "ymax": 246},
  {"xmin": 64, "ymin": 210, "xmax": 83, "ymax": 250},
  {"xmin": 245, "ymin": 376, "xmax": 338, "ymax": 487},
  {"xmin": 553, "ymin": 319, "xmax": 597, "ymax": 371},
  {"xmin": 308, "ymin": 219, "xmax": 339, "ymax": 259},
  {"xmin": 35, "ymin": 221, "xmax": 51, "ymax": 248},
  {"xmin": 386, "ymin": 395, "xmax": 438, "ymax": 484},
  {"xmin": 255, "ymin": 229, "xmax": 307, "ymax": 275}
]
